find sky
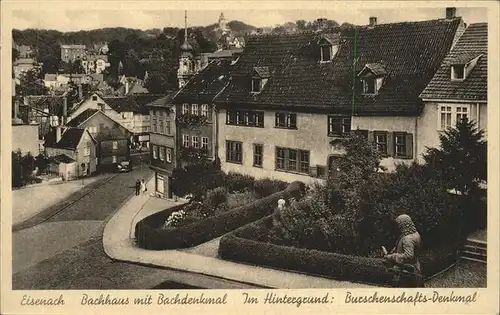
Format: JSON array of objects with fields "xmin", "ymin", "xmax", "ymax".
[{"xmin": 11, "ymin": 7, "xmax": 488, "ymax": 31}]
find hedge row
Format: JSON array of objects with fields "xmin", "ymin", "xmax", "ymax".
[
  {"xmin": 135, "ymin": 181, "xmax": 306, "ymax": 250},
  {"xmin": 218, "ymin": 216, "xmax": 462, "ymax": 287}
]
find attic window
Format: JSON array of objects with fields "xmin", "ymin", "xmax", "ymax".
[
  {"xmin": 451, "ymin": 65, "xmax": 465, "ymax": 80},
  {"xmin": 358, "ymin": 63, "xmax": 386, "ymax": 95},
  {"xmin": 252, "ymin": 78, "xmax": 262, "ymax": 93},
  {"xmin": 319, "ymin": 35, "xmax": 339, "ymax": 63},
  {"xmin": 251, "ymin": 66, "xmax": 270, "ymax": 94},
  {"xmin": 450, "ymin": 54, "xmax": 482, "ymax": 81},
  {"xmin": 320, "ymin": 45, "xmax": 335, "ymax": 62}
]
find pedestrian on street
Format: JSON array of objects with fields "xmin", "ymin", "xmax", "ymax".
[
  {"xmin": 135, "ymin": 179, "xmax": 141, "ymax": 196},
  {"xmin": 141, "ymin": 179, "xmax": 147, "ymax": 194}
]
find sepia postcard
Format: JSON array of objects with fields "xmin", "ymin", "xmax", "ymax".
[{"xmin": 1, "ymin": 0, "xmax": 499, "ymax": 314}]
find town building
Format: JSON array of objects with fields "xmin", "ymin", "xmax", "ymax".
[
  {"xmin": 12, "ymin": 99, "xmax": 40, "ymax": 156},
  {"xmin": 60, "ymin": 44, "xmax": 87, "ymax": 63},
  {"xmin": 214, "ymin": 9, "xmax": 466, "ymax": 184},
  {"xmin": 44, "ymin": 127, "xmax": 98, "ymax": 179},
  {"xmin": 65, "ymin": 109, "xmax": 132, "ymax": 171},
  {"xmin": 69, "ymin": 93, "xmax": 164, "ymax": 148},
  {"xmin": 419, "ymin": 22, "xmax": 487, "ymax": 161},
  {"xmin": 147, "ymin": 94, "xmax": 177, "ymax": 198},
  {"xmin": 172, "ymin": 58, "xmax": 231, "ymax": 167},
  {"xmin": 13, "ymin": 58, "xmax": 42, "ymax": 83}
]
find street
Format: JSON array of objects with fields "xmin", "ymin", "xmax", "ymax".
[{"xmin": 12, "ymin": 165, "xmax": 257, "ymax": 289}]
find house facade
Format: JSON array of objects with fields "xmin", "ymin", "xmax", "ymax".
[
  {"xmin": 214, "ymin": 9, "xmax": 465, "ymax": 183},
  {"xmin": 65, "ymin": 109, "xmax": 132, "ymax": 170},
  {"xmin": 60, "ymin": 44, "xmax": 86, "ymax": 63},
  {"xmin": 173, "ymin": 59, "xmax": 231, "ymax": 168},
  {"xmin": 147, "ymin": 95, "xmax": 177, "ymax": 198},
  {"xmin": 44, "ymin": 128, "xmax": 97, "ymax": 178},
  {"xmin": 419, "ymin": 22, "xmax": 487, "ymax": 162}
]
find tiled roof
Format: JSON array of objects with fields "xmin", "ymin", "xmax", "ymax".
[
  {"xmin": 50, "ymin": 154, "xmax": 76, "ymax": 164},
  {"xmin": 102, "ymin": 94, "xmax": 165, "ymax": 114},
  {"xmin": 146, "ymin": 92, "xmax": 176, "ymax": 108},
  {"xmin": 45, "ymin": 128, "xmax": 85, "ymax": 150},
  {"xmin": 361, "ymin": 63, "xmax": 387, "ymax": 77},
  {"xmin": 420, "ymin": 23, "xmax": 487, "ymax": 101},
  {"xmin": 66, "ymin": 108, "xmax": 99, "ymax": 127},
  {"xmin": 320, "ymin": 33, "xmax": 340, "ymax": 45},
  {"xmin": 253, "ymin": 66, "xmax": 270, "ymax": 78},
  {"xmin": 450, "ymin": 52, "xmax": 483, "ymax": 65},
  {"xmin": 173, "ymin": 59, "xmax": 232, "ymax": 103},
  {"xmin": 216, "ymin": 18, "xmax": 463, "ymax": 115}
]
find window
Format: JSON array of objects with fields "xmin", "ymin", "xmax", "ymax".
[
  {"xmin": 456, "ymin": 106, "xmax": 468, "ymax": 123},
  {"xmin": 328, "ymin": 116, "xmax": 351, "ymax": 136},
  {"xmin": 253, "ymin": 144, "xmax": 263, "ymax": 167},
  {"xmin": 182, "ymin": 104, "xmax": 189, "ymax": 114},
  {"xmin": 451, "ymin": 65, "xmax": 465, "ymax": 80},
  {"xmin": 152, "ymin": 121, "xmax": 157, "ymax": 133},
  {"xmin": 152, "ymin": 145, "xmax": 158, "ymax": 159},
  {"xmin": 158, "ymin": 110, "xmax": 163, "ymax": 117},
  {"xmin": 112, "ymin": 155, "xmax": 117, "ymax": 163},
  {"xmin": 182, "ymin": 135, "xmax": 190, "ymax": 147},
  {"xmin": 275, "ymin": 112, "xmax": 297, "ymax": 129},
  {"xmin": 159, "ymin": 146, "xmax": 165, "ymax": 161},
  {"xmin": 158, "ymin": 121, "xmax": 164, "ymax": 134},
  {"xmin": 84, "ymin": 147, "xmax": 91, "ymax": 157},
  {"xmin": 201, "ymin": 104, "xmax": 209, "ymax": 117},
  {"xmin": 202, "ymin": 137, "xmax": 209, "ymax": 149},
  {"xmin": 92, "ymin": 95, "xmax": 97, "ymax": 101},
  {"xmin": 166, "ymin": 148, "xmax": 172, "ymax": 162},
  {"xmin": 374, "ymin": 132, "xmax": 388, "ymax": 155},
  {"xmin": 165, "ymin": 120, "xmax": 171, "ymax": 135},
  {"xmin": 394, "ymin": 133, "xmax": 406, "ymax": 158},
  {"xmin": 251, "ymin": 78, "xmax": 261, "ymax": 93},
  {"xmin": 321, "ymin": 45, "xmax": 332, "ymax": 62},
  {"xmin": 226, "ymin": 140, "xmax": 243, "ymax": 163},
  {"xmin": 192, "ymin": 136, "xmax": 200, "ymax": 148},
  {"xmin": 192, "ymin": 104, "xmax": 199, "ymax": 116},
  {"xmin": 275, "ymin": 147, "xmax": 310, "ymax": 174},
  {"xmin": 362, "ymin": 78, "xmax": 376, "ymax": 94},
  {"xmin": 226, "ymin": 110, "xmax": 264, "ymax": 127},
  {"xmin": 112, "ymin": 141, "xmax": 118, "ymax": 150},
  {"xmin": 439, "ymin": 106, "xmax": 453, "ymax": 130}
]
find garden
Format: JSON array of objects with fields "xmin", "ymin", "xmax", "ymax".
[
  {"xmin": 134, "ymin": 160, "xmax": 305, "ymax": 249},
  {"xmin": 218, "ymin": 120, "xmax": 487, "ymax": 287}
]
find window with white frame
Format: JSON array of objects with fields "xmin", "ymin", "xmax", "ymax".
[
  {"xmin": 192, "ymin": 136, "xmax": 200, "ymax": 148},
  {"xmin": 374, "ymin": 131, "xmax": 388, "ymax": 155},
  {"xmin": 159, "ymin": 121, "xmax": 164, "ymax": 135},
  {"xmin": 166, "ymin": 120, "xmax": 171, "ymax": 135},
  {"xmin": 152, "ymin": 145, "xmax": 158, "ymax": 159},
  {"xmin": 394, "ymin": 133, "xmax": 407, "ymax": 158},
  {"xmin": 192, "ymin": 104, "xmax": 199, "ymax": 116},
  {"xmin": 451, "ymin": 64, "xmax": 465, "ymax": 80},
  {"xmin": 84, "ymin": 144, "xmax": 91, "ymax": 157},
  {"xmin": 202, "ymin": 137, "xmax": 209, "ymax": 149},
  {"xmin": 112, "ymin": 155, "xmax": 117, "ymax": 163},
  {"xmin": 438, "ymin": 105, "xmax": 470, "ymax": 130},
  {"xmin": 201, "ymin": 104, "xmax": 209, "ymax": 117},
  {"xmin": 159, "ymin": 146, "xmax": 165, "ymax": 161},
  {"xmin": 182, "ymin": 135, "xmax": 190, "ymax": 147},
  {"xmin": 182, "ymin": 104, "xmax": 189, "ymax": 114},
  {"xmin": 112, "ymin": 141, "xmax": 118, "ymax": 150},
  {"xmin": 166, "ymin": 148, "xmax": 172, "ymax": 162}
]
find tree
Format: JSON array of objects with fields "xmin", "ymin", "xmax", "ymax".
[
  {"xmin": 41, "ymin": 54, "xmax": 60, "ymax": 74},
  {"xmin": 17, "ymin": 67, "xmax": 47, "ymax": 96},
  {"xmin": 143, "ymin": 70, "xmax": 170, "ymax": 94},
  {"xmin": 423, "ymin": 118, "xmax": 487, "ymax": 196},
  {"xmin": 296, "ymin": 20, "xmax": 307, "ymax": 31},
  {"xmin": 12, "ymin": 48, "xmax": 20, "ymax": 62},
  {"xmin": 12, "ymin": 150, "xmax": 36, "ymax": 188}
]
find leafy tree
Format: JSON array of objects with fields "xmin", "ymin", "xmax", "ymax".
[
  {"xmin": 41, "ymin": 54, "xmax": 60, "ymax": 74},
  {"xmin": 12, "ymin": 48, "xmax": 20, "ymax": 62},
  {"xmin": 12, "ymin": 150, "xmax": 36, "ymax": 187},
  {"xmin": 423, "ymin": 118, "xmax": 487, "ymax": 196},
  {"xmin": 143, "ymin": 70, "xmax": 170, "ymax": 94},
  {"xmin": 171, "ymin": 160, "xmax": 224, "ymax": 200},
  {"xmin": 296, "ymin": 20, "xmax": 307, "ymax": 31},
  {"xmin": 17, "ymin": 67, "xmax": 47, "ymax": 96}
]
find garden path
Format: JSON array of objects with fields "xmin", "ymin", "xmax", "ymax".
[{"xmin": 103, "ymin": 177, "xmax": 374, "ymax": 288}]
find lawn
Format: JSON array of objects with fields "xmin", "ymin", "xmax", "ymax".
[{"xmin": 425, "ymin": 260, "xmax": 487, "ymax": 288}]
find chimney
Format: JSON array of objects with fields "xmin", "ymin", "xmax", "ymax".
[
  {"xmin": 446, "ymin": 7, "xmax": 456, "ymax": 19},
  {"xmin": 62, "ymin": 96, "xmax": 68, "ymax": 122},
  {"xmin": 56, "ymin": 126, "xmax": 62, "ymax": 143},
  {"xmin": 369, "ymin": 17, "xmax": 377, "ymax": 27}
]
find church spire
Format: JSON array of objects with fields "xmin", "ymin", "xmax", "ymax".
[{"xmin": 180, "ymin": 10, "xmax": 193, "ymax": 52}]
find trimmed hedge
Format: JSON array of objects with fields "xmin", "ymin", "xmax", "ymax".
[
  {"xmin": 135, "ymin": 181, "xmax": 305, "ymax": 250},
  {"xmin": 218, "ymin": 216, "xmax": 463, "ymax": 287}
]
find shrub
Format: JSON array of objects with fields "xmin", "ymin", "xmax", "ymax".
[
  {"xmin": 224, "ymin": 172, "xmax": 255, "ymax": 193},
  {"xmin": 171, "ymin": 160, "xmax": 224, "ymax": 199},
  {"xmin": 226, "ymin": 190, "xmax": 256, "ymax": 209},
  {"xmin": 135, "ymin": 181, "xmax": 305, "ymax": 250},
  {"xmin": 205, "ymin": 187, "xmax": 229, "ymax": 210},
  {"xmin": 253, "ymin": 178, "xmax": 289, "ymax": 198}
]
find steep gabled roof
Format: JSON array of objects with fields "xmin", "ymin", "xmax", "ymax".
[
  {"xmin": 45, "ymin": 128, "xmax": 86, "ymax": 150},
  {"xmin": 50, "ymin": 154, "xmax": 76, "ymax": 164},
  {"xmin": 215, "ymin": 17, "xmax": 463, "ymax": 115},
  {"xmin": 173, "ymin": 59, "xmax": 232, "ymax": 103},
  {"xmin": 420, "ymin": 23, "xmax": 487, "ymax": 101},
  {"xmin": 66, "ymin": 108, "xmax": 99, "ymax": 127}
]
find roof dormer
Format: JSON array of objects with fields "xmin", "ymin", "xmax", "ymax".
[
  {"xmin": 358, "ymin": 63, "xmax": 386, "ymax": 95},
  {"xmin": 318, "ymin": 34, "xmax": 339, "ymax": 63},
  {"xmin": 450, "ymin": 53, "xmax": 482, "ymax": 81},
  {"xmin": 251, "ymin": 66, "xmax": 270, "ymax": 94}
]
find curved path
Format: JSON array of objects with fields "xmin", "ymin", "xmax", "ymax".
[{"xmin": 103, "ymin": 178, "xmax": 374, "ymax": 289}]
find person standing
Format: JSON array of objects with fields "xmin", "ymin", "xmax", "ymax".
[
  {"xmin": 140, "ymin": 179, "xmax": 146, "ymax": 195},
  {"xmin": 135, "ymin": 179, "xmax": 140, "ymax": 196}
]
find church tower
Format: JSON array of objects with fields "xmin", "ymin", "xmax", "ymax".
[
  {"xmin": 218, "ymin": 12, "xmax": 228, "ymax": 33},
  {"xmin": 177, "ymin": 10, "xmax": 194, "ymax": 88}
]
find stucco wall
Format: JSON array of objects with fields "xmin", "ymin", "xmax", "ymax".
[
  {"xmin": 218, "ymin": 109, "xmax": 342, "ymax": 184},
  {"xmin": 12, "ymin": 124, "xmax": 39, "ymax": 156},
  {"xmin": 352, "ymin": 116, "xmax": 416, "ymax": 171},
  {"xmin": 417, "ymin": 101, "xmax": 487, "ymax": 163}
]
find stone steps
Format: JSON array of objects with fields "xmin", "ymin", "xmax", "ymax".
[{"xmin": 461, "ymin": 238, "xmax": 486, "ymax": 263}]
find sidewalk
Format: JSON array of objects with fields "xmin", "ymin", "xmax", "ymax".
[{"xmin": 103, "ymin": 178, "xmax": 374, "ymax": 289}]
